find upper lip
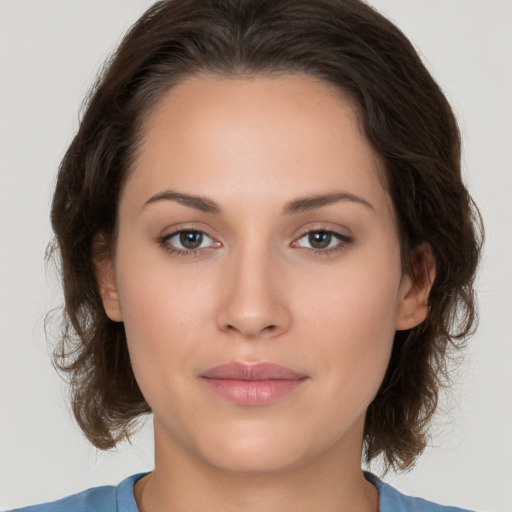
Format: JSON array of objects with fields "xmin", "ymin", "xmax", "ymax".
[{"xmin": 201, "ymin": 362, "xmax": 308, "ymax": 381}]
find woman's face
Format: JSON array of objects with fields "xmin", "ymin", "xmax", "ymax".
[{"xmin": 99, "ymin": 74, "xmax": 423, "ymax": 474}]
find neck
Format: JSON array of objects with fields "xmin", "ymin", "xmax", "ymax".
[{"xmin": 135, "ymin": 421, "xmax": 379, "ymax": 512}]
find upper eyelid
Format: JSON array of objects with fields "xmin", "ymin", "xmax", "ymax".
[
  {"xmin": 161, "ymin": 227, "xmax": 349, "ymax": 239},
  {"xmin": 298, "ymin": 227, "xmax": 348, "ymax": 236},
  {"xmin": 164, "ymin": 228, "xmax": 211, "ymax": 238},
  {"xmin": 290, "ymin": 226, "xmax": 354, "ymax": 251},
  {"xmin": 293, "ymin": 229, "xmax": 351, "ymax": 244},
  {"xmin": 162, "ymin": 229, "xmax": 216, "ymax": 244},
  {"xmin": 293, "ymin": 224, "xmax": 352, "ymax": 239},
  {"xmin": 160, "ymin": 223, "xmax": 217, "ymax": 239},
  {"xmin": 157, "ymin": 224, "xmax": 352, "ymax": 245}
]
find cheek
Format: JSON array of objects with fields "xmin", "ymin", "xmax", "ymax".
[
  {"xmin": 298, "ymin": 245, "xmax": 401, "ymax": 392},
  {"xmin": 112, "ymin": 244, "xmax": 221, "ymax": 397},
  {"xmin": 119, "ymin": 272, "xmax": 214, "ymax": 346},
  {"xmin": 302, "ymin": 243, "xmax": 401, "ymax": 333}
]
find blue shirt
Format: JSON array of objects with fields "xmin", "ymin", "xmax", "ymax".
[{"xmin": 8, "ymin": 472, "xmax": 475, "ymax": 511}]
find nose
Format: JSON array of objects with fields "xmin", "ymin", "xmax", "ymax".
[{"xmin": 216, "ymin": 245, "xmax": 291, "ymax": 339}]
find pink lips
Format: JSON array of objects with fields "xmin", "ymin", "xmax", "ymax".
[{"xmin": 201, "ymin": 362, "xmax": 308, "ymax": 406}]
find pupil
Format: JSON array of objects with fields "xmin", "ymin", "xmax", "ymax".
[
  {"xmin": 180, "ymin": 231, "xmax": 202, "ymax": 249},
  {"xmin": 309, "ymin": 231, "xmax": 331, "ymax": 249}
]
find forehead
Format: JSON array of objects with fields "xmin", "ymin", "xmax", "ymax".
[{"xmin": 126, "ymin": 74, "xmax": 390, "ymax": 215}]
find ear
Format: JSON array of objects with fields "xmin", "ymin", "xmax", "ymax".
[
  {"xmin": 93, "ymin": 235, "xmax": 123, "ymax": 322},
  {"xmin": 396, "ymin": 243, "xmax": 436, "ymax": 331}
]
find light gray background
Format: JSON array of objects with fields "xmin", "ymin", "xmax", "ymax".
[{"xmin": 1, "ymin": 1, "xmax": 511, "ymax": 510}]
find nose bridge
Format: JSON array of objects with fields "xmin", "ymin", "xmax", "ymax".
[{"xmin": 217, "ymin": 237, "xmax": 290, "ymax": 338}]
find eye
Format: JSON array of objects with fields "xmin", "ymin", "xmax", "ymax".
[
  {"xmin": 292, "ymin": 230, "xmax": 352, "ymax": 252},
  {"xmin": 159, "ymin": 229, "xmax": 218, "ymax": 254}
]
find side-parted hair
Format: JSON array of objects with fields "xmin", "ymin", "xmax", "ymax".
[{"xmin": 50, "ymin": 0, "xmax": 482, "ymax": 471}]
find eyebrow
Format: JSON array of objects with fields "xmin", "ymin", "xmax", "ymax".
[
  {"xmin": 143, "ymin": 189, "xmax": 374, "ymax": 215},
  {"xmin": 143, "ymin": 190, "xmax": 222, "ymax": 214},
  {"xmin": 282, "ymin": 192, "xmax": 375, "ymax": 215}
]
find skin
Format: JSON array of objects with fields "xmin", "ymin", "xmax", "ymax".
[{"xmin": 97, "ymin": 74, "xmax": 433, "ymax": 512}]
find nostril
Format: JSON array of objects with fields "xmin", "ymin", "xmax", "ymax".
[
  {"xmin": 216, "ymin": 299, "xmax": 292, "ymax": 338},
  {"xmin": 224, "ymin": 323, "xmax": 278, "ymax": 336}
]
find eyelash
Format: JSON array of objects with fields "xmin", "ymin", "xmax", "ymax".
[
  {"xmin": 158, "ymin": 229, "xmax": 217, "ymax": 257},
  {"xmin": 157, "ymin": 228, "xmax": 353, "ymax": 257},
  {"xmin": 291, "ymin": 228, "xmax": 353, "ymax": 257}
]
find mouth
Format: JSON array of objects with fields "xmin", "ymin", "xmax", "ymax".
[{"xmin": 200, "ymin": 362, "xmax": 309, "ymax": 406}]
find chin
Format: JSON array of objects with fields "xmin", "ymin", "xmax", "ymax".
[{"xmin": 195, "ymin": 421, "xmax": 314, "ymax": 474}]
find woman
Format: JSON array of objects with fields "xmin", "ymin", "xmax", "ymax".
[{"xmin": 9, "ymin": 0, "xmax": 482, "ymax": 510}]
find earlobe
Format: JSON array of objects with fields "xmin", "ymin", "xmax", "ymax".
[
  {"xmin": 93, "ymin": 237, "xmax": 123, "ymax": 322},
  {"xmin": 396, "ymin": 243, "xmax": 436, "ymax": 331}
]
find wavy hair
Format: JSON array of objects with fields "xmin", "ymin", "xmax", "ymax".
[{"xmin": 50, "ymin": 0, "xmax": 482, "ymax": 470}]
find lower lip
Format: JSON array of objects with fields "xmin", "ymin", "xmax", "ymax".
[{"xmin": 201, "ymin": 378, "xmax": 307, "ymax": 406}]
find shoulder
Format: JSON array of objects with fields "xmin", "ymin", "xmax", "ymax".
[
  {"xmin": 364, "ymin": 472, "xmax": 476, "ymax": 512},
  {"xmin": 7, "ymin": 473, "xmax": 145, "ymax": 512}
]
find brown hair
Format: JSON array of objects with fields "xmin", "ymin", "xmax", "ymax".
[{"xmin": 50, "ymin": 0, "xmax": 482, "ymax": 470}]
